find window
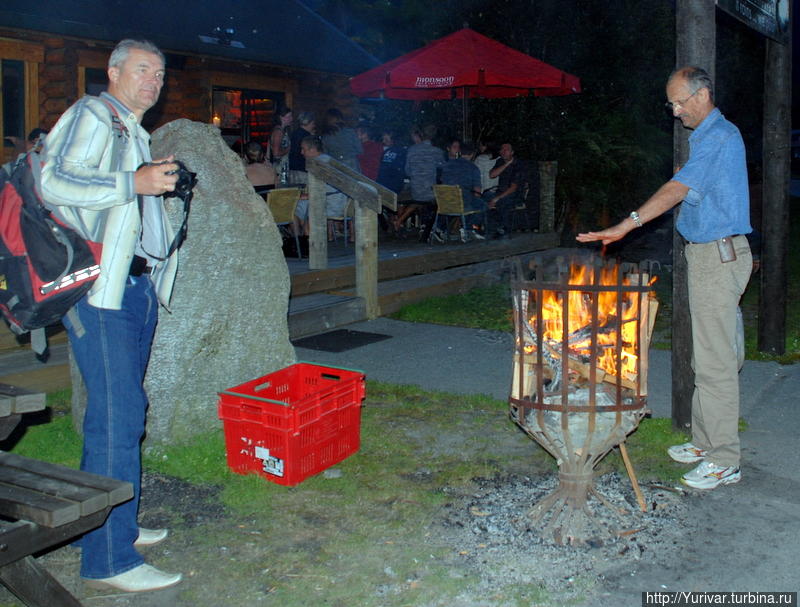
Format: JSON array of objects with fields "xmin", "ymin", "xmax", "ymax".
[
  {"xmin": 84, "ymin": 67, "xmax": 107, "ymax": 96},
  {"xmin": 2, "ymin": 60, "xmax": 25, "ymax": 145},
  {"xmin": 212, "ymin": 86, "xmax": 285, "ymax": 149},
  {"xmin": 0, "ymin": 39, "xmax": 42, "ymax": 164}
]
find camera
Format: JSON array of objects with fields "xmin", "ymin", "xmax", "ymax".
[{"xmin": 164, "ymin": 160, "xmax": 198, "ymax": 200}]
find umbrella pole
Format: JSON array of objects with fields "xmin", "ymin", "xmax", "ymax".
[{"xmin": 462, "ymin": 88, "xmax": 469, "ymax": 141}]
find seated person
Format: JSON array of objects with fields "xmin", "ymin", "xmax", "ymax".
[
  {"xmin": 400, "ymin": 124, "xmax": 445, "ymax": 242},
  {"xmin": 434, "ymin": 140, "xmax": 485, "ymax": 242},
  {"xmin": 356, "ymin": 125, "xmax": 383, "ymax": 181},
  {"xmin": 376, "ymin": 128, "xmax": 406, "ymax": 232},
  {"xmin": 474, "ymin": 140, "xmax": 499, "ymax": 194},
  {"xmin": 244, "ymin": 141, "xmax": 276, "ymax": 191},
  {"xmin": 484, "ymin": 142, "xmax": 526, "ymax": 239},
  {"xmin": 298, "ymin": 136, "xmax": 353, "ymax": 242}
]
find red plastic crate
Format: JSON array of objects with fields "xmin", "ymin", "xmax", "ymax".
[{"xmin": 218, "ymin": 362, "xmax": 366, "ymax": 486}]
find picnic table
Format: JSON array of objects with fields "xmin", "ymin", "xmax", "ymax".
[{"xmin": 0, "ymin": 383, "xmax": 133, "ymax": 607}]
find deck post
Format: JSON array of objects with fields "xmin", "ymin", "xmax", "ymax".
[
  {"xmin": 355, "ymin": 199, "xmax": 379, "ymax": 318},
  {"xmin": 307, "ymin": 172, "xmax": 328, "ymax": 270}
]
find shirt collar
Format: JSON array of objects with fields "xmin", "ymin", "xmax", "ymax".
[
  {"xmin": 100, "ymin": 92, "xmax": 138, "ymax": 124},
  {"xmin": 689, "ymin": 107, "xmax": 722, "ymax": 141}
]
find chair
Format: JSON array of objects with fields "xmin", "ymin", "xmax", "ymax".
[
  {"xmin": 432, "ymin": 184, "xmax": 486, "ymax": 243},
  {"xmin": 511, "ymin": 182, "xmax": 539, "ymax": 232},
  {"xmin": 265, "ymin": 188, "xmax": 302, "ymax": 259},
  {"xmin": 327, "ymin": 197, "xmax": 354, "ymax": 246}
]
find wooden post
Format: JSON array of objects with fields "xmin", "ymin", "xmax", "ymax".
[
  {"xmin": 355, "ymin": 200, "xmax": 379, "ymax": 318},
  {"xmin": 671, "ymin": 0, "xmax": 715, "ymax": 430},
  {"xmin": 758, "ymin": 23, "xmax": 792, "ymax": 354},
  {"xmin": 307, "ymin": 172, "xmax": 328, "ymax": 270},
  {"xmin": 538, "ymin": 161, "xmax": 557, "ymax": 233}
]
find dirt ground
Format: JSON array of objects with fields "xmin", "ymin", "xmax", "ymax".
[{"xmin": 0, "ymin": 394, "xmax": 788, "ymax": 607}]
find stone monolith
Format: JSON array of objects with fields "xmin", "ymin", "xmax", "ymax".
[{"xmin": 71, "ymin": 119, "xmax": 296, "ymax": 444}]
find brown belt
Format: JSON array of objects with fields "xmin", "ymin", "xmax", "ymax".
[{"xmin": 682, "ymin": 234, "xmax": 741, "ymax": 246}]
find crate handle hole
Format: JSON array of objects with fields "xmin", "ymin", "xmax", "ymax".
[
  {"xmin": 321, "ymin": 373, "xmax": 341, "ymax": 381},
  {"xmin": 253, "ymin": 381, "xmax": 272, "ymax": 392}
]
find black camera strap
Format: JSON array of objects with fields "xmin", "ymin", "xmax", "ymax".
[{"xmin": 138, "ymin": 190, "xmax": 191, "ymax": 262}]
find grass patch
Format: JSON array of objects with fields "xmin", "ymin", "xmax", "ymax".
[
  {"xmin": 9, "ymin": 382, "xmax": 701, "ymax": 606},
  {"xmin": 390, "ymin": 283, "xmax": 514, "ymax": 332},
  {"xmin": 390, "ymin": 251, "xmax": 800, "ymax": 363},
  {"xmin": 598, "ymin": 417, "xmax": 690, "ymax": 484}
]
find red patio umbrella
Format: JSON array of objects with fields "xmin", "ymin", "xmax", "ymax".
[{"xmin": 350, "ymin": 28, "xmax": 580, "ymax": 137}]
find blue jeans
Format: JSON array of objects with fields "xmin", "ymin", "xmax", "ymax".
[{"xmin": 64, "ymin": 275, "xmax": 158, "ymax": 579}]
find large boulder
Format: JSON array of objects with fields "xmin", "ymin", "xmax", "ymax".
[{"xmin": 71, "ymin": 119, "xmax": 296, "ymax": 444}]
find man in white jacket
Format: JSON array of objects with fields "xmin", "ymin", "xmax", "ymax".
[{"xmin": 41, "ymin": 39, "xmax": 182, "ymax": 592}]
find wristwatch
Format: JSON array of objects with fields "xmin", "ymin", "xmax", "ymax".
[{"xmin": 629, "ymin": 211, "xmax": 642, "ymax": 228}]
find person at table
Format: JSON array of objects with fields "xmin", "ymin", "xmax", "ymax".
[
  {"xmin": 244, "ymin": 141, "xmax": 276, "ymax": 192},
  {"xmin": 474, "ymin": 140, "xmax": 499, "ymax": 194},
  {"xmin": 298, "ymin": 136, "xmax": 352, "ymax": 242},
  {"xmin": 377, "ymin": 128, "xmax": 406, "ymax": 194},
  {"xmin": 376, "ymin": 128, "xmax": 407, "ymax": 233},
  {"xmin": 288, "ymin": 111, "xmax": 316, "ymax": 184},
  {"xmin": 485, "ymin": 142, "xmax": 526, "ymax": 239},
  {"xmin": 356, "ymin": 124, "xmax": 383, "ymax": 181},
  {"xmin": 269, "ymin": 106, "xmax": 292, "ymax": 175},
  {"xmin": 399, "ymin": 124, "xmax": 445, "ymax": 242},
  {"xmin": 433, "ymin": 140, "xmax": 485, "ymax": 242},
  {"xmin": 321, "ymin": 108, "xmax": 362, "ymax": 172}
]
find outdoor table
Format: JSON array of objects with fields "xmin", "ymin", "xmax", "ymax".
[{"xmin": 0, "ymin": 383, "xmax": 133, "ymax": 607}]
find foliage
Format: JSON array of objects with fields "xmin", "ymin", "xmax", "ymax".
[{"xmin": 314, "ymin": 0, "xmax": 766, "ymax": 238}]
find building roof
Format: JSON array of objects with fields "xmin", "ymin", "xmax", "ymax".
[{"xmin": 0, "ymin": 0, "xmax": 379, "ymax": 75}]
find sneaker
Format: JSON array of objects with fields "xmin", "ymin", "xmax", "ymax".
[
  {"xmin": 471, "ymin": 230, "xmax": 486, "ymax": 240},
  {"xmin": 429, "ymin": 227, "xmax": 445, "ymax": 244},
  {"xmin": 667, "ymin": 442, "xmax": 707, "ymax": 464},
  {"xmin": 459, "ymin": 228, "xmax": 468, "ymax": 243},
  {"xmin": 681, "ymin": 460, "xmax": 741, "ymax": 490}
]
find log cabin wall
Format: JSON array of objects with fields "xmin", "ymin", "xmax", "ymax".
[{"xmin": 0, "ymin": 28, "xmax": 357, "ymax": 164}]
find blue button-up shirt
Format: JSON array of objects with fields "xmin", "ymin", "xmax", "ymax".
[{"xmin": 672, "ymin": 108, "xmax": 751, "ymax": 243}]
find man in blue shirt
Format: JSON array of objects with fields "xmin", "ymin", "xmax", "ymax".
[
  {"xmin": 434, "ymin": 140, "xmax": 486, "ymax": 242},
  {"xmin": 577, "ymin": 66, "xmax": 752, "ymax": 491}
]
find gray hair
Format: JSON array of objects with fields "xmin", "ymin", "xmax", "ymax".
[
  {"xmin": 108, "ymin": 39, "xmax": 165, "ymax": 69},
  {"xmin": 297, "ymin": 111, "xmax": 315, "ymax": 127},
  {"xmin": 671, "ymin": 66, "xmax": 714, "ymax": 101}
]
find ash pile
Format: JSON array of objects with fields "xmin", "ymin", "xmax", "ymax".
[{"xmin": 436, "ymin": 472, "xmax": 697, "ymax": 599}]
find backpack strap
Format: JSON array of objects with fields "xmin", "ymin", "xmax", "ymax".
[{"xmin": 100, "ymin": 98, "xmax": 129, "ymax": 172}]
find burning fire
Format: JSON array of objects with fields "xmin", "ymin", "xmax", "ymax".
[{"xmin": 527, "ymin": 263, "xmax": 655, "ymax": 381}]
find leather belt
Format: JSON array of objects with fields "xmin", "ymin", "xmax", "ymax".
[
  {"xmin": 129, "ymin": 255, "xmax": 152, "ymax": 276},
  {"xmin": 682, "ymin": 234, "xmax": 741, "ymax": 246}
]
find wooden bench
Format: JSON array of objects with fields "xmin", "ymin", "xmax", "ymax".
[{"xmin": 0, "ymin": 385, "xmax": 133, "ymax": 607}]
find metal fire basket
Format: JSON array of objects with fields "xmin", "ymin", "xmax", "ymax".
[{"xmin": 509, "ymin": 256, "xmax": 657, "ymax": 546}]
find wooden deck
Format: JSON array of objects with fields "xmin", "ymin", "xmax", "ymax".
[
  {"xmin": 0, "ymin": 230, "xmax": 559, "ymax": 392},
  {"xmin": 287, "ymin": 230, "xmax": 558, "ymax": 338}
]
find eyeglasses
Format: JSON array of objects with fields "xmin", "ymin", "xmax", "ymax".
[{"xmin": 665, "ymin": 88, "xmax": 702, "ymax": 111}]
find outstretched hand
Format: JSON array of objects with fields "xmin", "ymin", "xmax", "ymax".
[{"xmin": 576, "ymin": 221, "xmax": 630, "ymax": 246}]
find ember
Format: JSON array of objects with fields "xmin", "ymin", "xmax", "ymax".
[{"xmin": 509, "ymin": 256, "xmax": 658, "ymax": 546}]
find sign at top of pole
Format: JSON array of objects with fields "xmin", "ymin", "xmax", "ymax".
[{"xmin": 716, "ymin": 0, "xmax": 791, "ymax": 44}]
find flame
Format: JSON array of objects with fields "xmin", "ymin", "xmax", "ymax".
[{"xmin": 531, "ymin": 263, "xmax": 655, "ymax": 380}]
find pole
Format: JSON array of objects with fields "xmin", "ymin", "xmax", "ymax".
[
  {"xmin": 671, "ymin": 0, "xmax": 715, "ymax": 430},
  {"xmin": 758, "ymin": 10, "xmax": 792, "ymax": 354}
]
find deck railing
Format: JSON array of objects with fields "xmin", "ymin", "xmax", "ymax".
[{"xmin": 305, "ymin": 156, "xmax": 397, "ymax": 318}]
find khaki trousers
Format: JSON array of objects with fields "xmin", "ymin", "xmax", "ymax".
[{"xmin": 685, "ymin": 234, "xmax": 752, "ymax": 467}]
